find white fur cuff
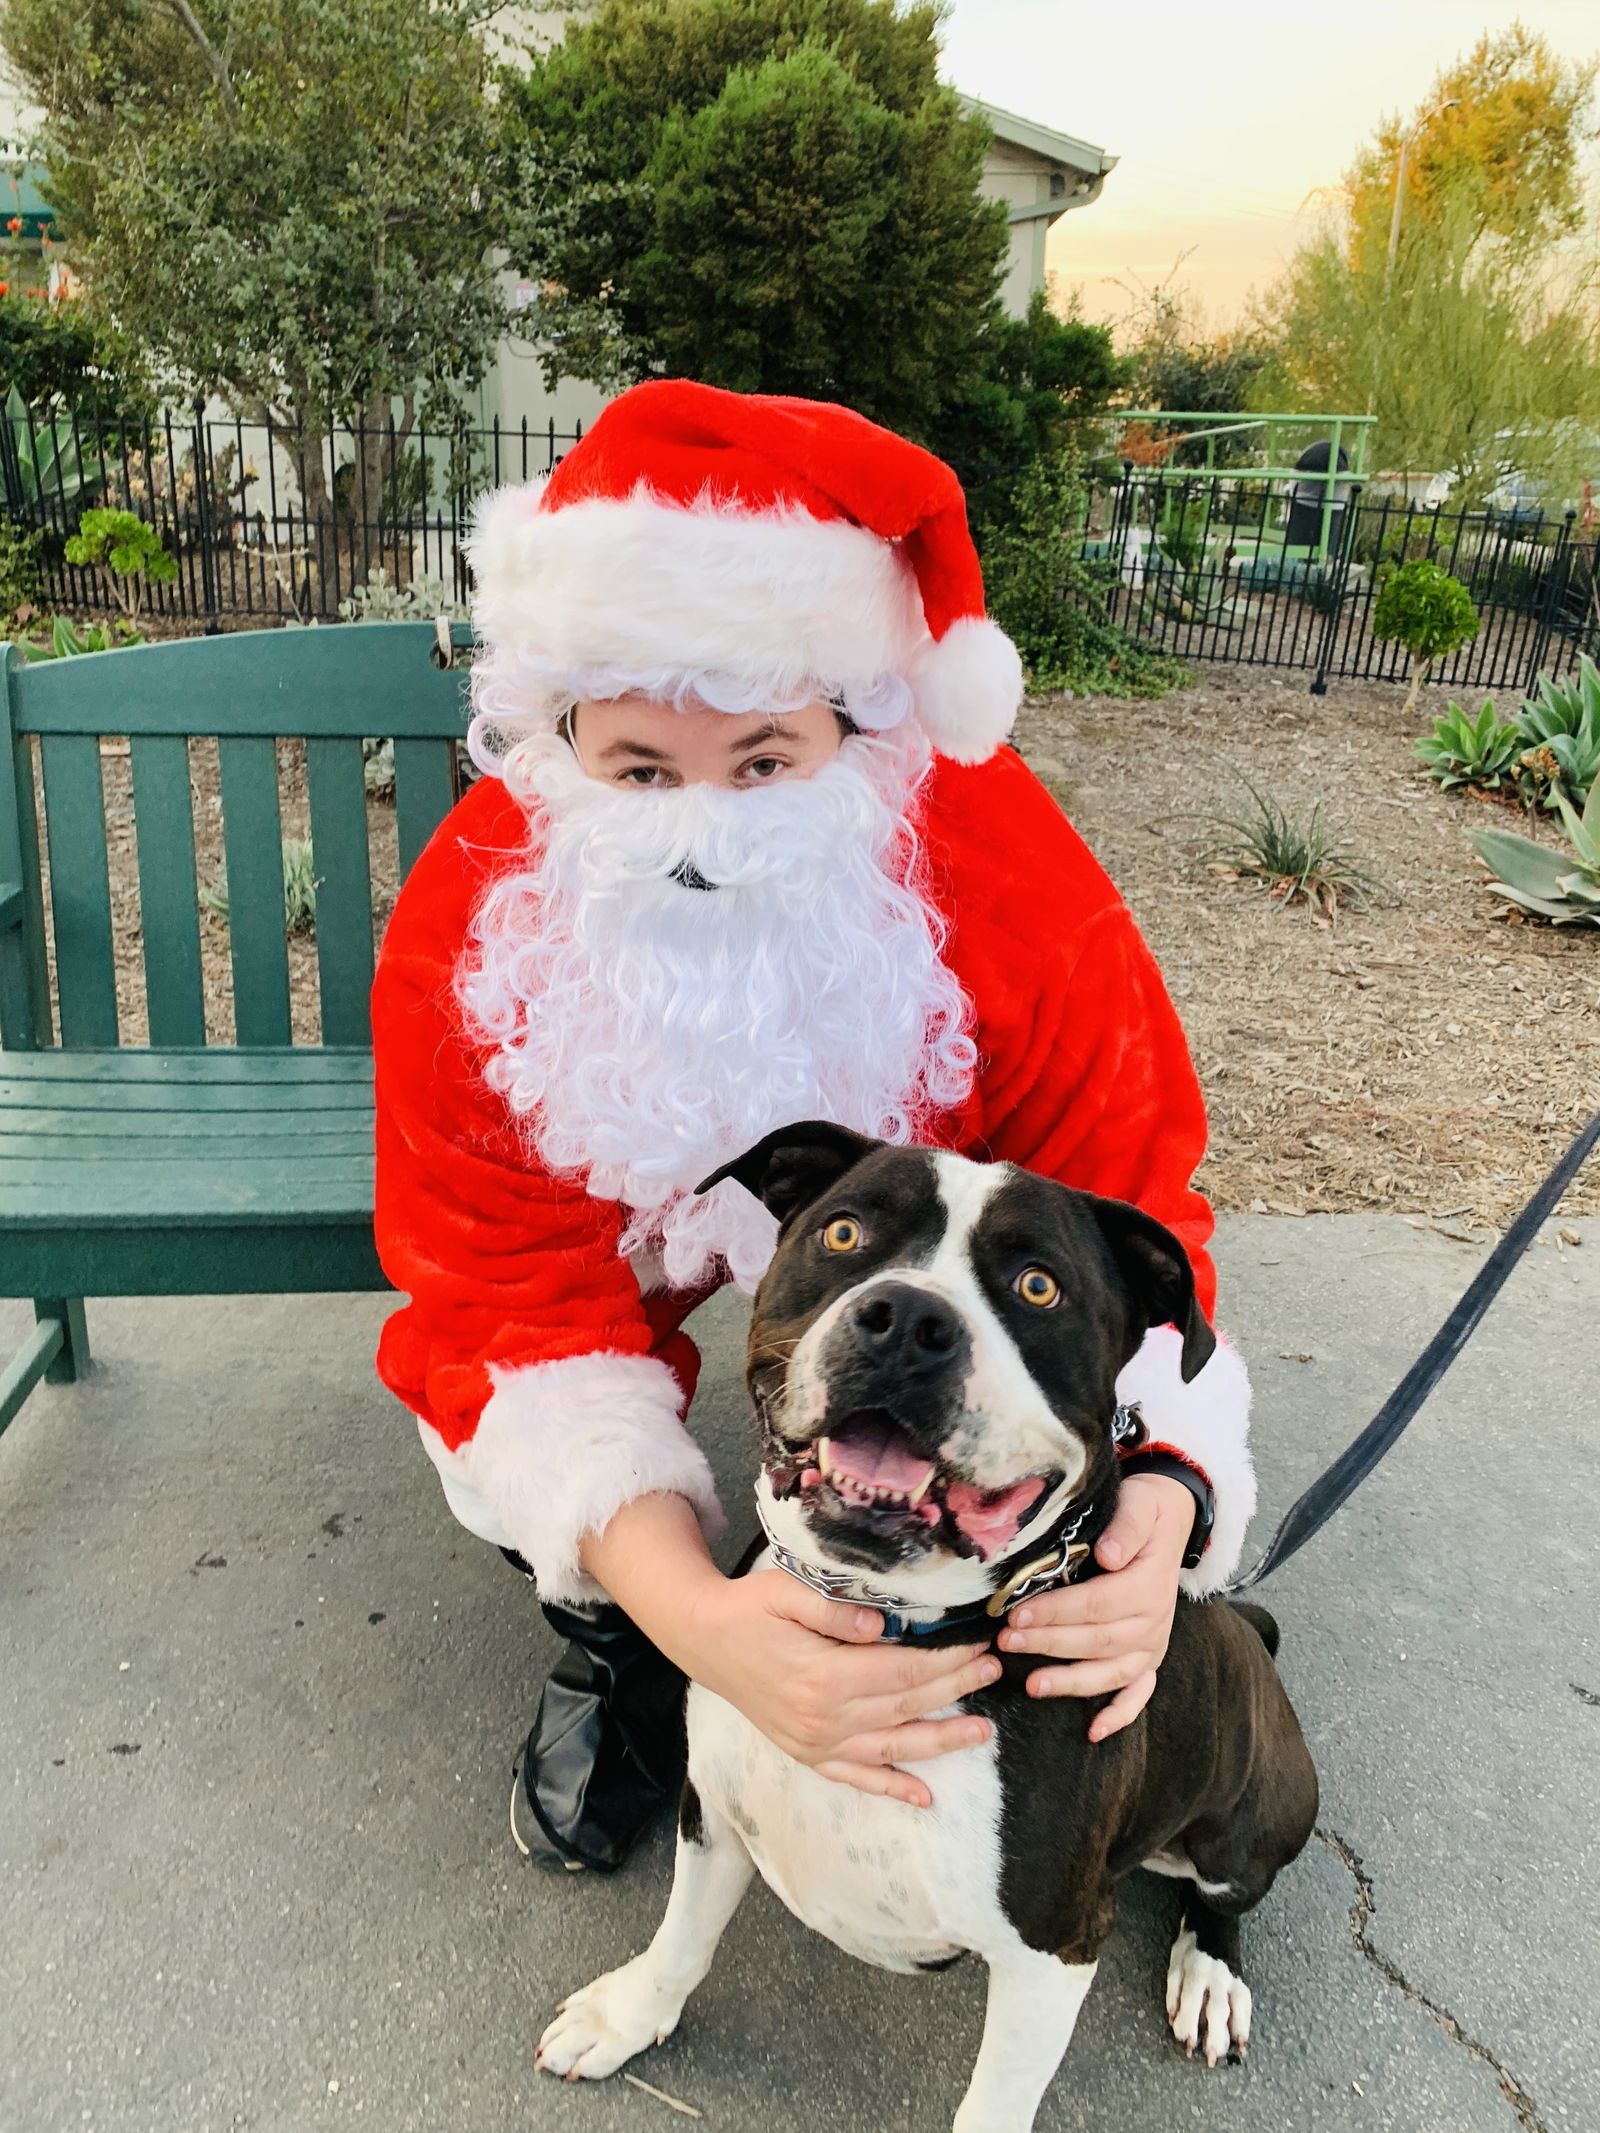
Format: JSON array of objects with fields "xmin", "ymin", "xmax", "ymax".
[
  {"xmin": 1116, "ymin": 1327, "xmax": 1255, "ymax": 1598},
  {"xmin": 417, "ymin": 1351, "xmax": 725, "ymax": 1604}
]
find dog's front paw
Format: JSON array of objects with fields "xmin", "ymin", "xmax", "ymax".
[
  {"xmin": 1166, "ymin": 1925, "xmax": 1252, "ymax": 2067},
  {"xmin": 536, "ymin": 1958, "xmax": 684, "ymax": 2081}
]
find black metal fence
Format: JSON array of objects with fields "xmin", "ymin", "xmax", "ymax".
[
  {"xmin": 6, "ymin": 402, "xmax": 1598, "ymax": 701},
  {"xmin": 1086, "ymin": 465, "xmax": 1599, "ymax": 696},
  {"xmin": 2, "ymin": 403, "xmax": 585, "ymax": 627}
]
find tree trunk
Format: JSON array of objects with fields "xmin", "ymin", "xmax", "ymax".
[{"xmin": 1404, "ymin": 652, "xmax": 1428, "ymax": 716}]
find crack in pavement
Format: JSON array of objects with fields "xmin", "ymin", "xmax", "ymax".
[{"xmin": 1314, "ymin": 1827, "xmax": 1547, "ymax": 2133}]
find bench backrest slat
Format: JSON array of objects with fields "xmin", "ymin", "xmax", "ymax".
[
  {"xmin": 129, "ymin": 736, "xmax": 206, "ymax": 1047},
  {"xmin": 39, "ymin": 734, "xmax": 119, "ymax": 1045},
  {"xmin": 305, "ymin": 738, "xmax": 375, "ymax": 1047},
  {"xmin": 217, "ymin": 737, "xmax": 293, "ymax": 1046},
  {"xmin": 1, "ymin": 625, "xmax": 469, "ymax": 1052},
  {"xmin": 394, "ymin": 738, "xmax": 458, "ymax": 881}
]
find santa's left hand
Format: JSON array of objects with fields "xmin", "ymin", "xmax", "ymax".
[{"xmin": 996, "ymin": 1473, "xmax": 1195, "ymax": 1741}]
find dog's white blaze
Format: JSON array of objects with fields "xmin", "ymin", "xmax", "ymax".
[{"xmin": 926, "ymin": 1152, "xmax": 1088, "ymax": 1494}]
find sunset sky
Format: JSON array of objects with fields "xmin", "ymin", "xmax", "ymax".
[{"xmin": 941, "ymin": 0, "xmax": 1600, "ymax": 334}]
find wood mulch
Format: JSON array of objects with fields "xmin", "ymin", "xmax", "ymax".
[{"xmin": 1013, "ymin": 663, "xmax": 1599, "ymax": 1230}]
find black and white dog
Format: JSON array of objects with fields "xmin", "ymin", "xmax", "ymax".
[{"xmin": 537, "ymin": 1125, "xmax": 1318, "ymax": 2132}]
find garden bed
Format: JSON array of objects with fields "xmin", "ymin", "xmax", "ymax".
[{"xmin": 1013, "ymin": 664, "xmax": 1599, "ymax": 1229}]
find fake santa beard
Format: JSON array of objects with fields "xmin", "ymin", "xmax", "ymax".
[{"xmin": 457, "ymin": 726, "xmax": 977, "ymax": 1292}]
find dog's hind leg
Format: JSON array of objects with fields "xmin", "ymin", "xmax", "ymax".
[
  {"xmin": 951, "ymin": 1947, "xmax": 1097, "ymax": 2133},
  {"xmin": 536, "ymin": 1782, "xmax": 754, "ymax": 2083}
]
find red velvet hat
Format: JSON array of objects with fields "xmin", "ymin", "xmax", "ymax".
[{"xmin": 466, "ymin": 379, "xmax": 1023, "ymax": 765}]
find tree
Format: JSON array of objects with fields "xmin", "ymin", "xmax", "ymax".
[
  {"xmin": 504, "ymin": 0, "xmax": 1011, "ymax": 446},
  {"xmin": 0, "ymin": 0, "xmax": 535, "ymax": 525},
  {"xmin": 1257, "ymin": 28, "xmax": 1600, "ymax": 507},
  {"xmin": 1372, "ymin": 558, "xmax": 1479, "ymax": 713}
]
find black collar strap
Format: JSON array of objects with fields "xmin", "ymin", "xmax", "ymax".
[{"xmin": 757, "ymin": 1404, "xmax": 1149, "ymax": 1643}]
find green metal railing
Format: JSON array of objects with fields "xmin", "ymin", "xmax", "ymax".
[{"xmin": 1106, "ymin": 410, "xmax": 1376, "ymax": 562}]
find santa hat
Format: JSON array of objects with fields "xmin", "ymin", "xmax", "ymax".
[{"xmin": 466, "ymin": 380, "xmax": 1023, "ymax": 766}]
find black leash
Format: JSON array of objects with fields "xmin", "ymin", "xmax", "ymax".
[{"xmin": 1229, "ymin": 1104, "xmax": 1600, "ymax": 1592}]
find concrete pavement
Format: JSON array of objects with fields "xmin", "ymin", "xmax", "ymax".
[{"xmin": 2, "ymin": 1213, "xmax": 1596, "ymax": 2133}]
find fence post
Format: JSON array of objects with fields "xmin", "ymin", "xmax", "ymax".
[
  {"xmin": 1309, "ymin": 481, "xmax": 1363, "ymax": 696},
  {"xmin": 1522, "ymin": 510, "xmax": 1577, "ymax": 695},
  {"xmin": 190, "ymin": 398, "xmax": 221, "ymax": 636}
]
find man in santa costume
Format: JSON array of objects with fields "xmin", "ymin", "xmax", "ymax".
[{"xmin": 372, "ymin": 380, "xmax": 1254, "ymax": 1873}]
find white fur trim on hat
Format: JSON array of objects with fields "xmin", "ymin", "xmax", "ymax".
[
  {"xmin": 414, "ymin": 1350, "xmax": 724, "ymax": 1604},
  {"xmin": 906, "ymin": 615, "xmax": 1024, "ymax": 765},
  {"xmin": 467, "ymin": 483, "xmax": 926, "ymax": 703},
  {"xmin": 1116, "ymin": 1326, "xmax": 1255, "ymax": 1598}
]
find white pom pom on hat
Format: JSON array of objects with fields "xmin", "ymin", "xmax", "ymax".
[{"xmin": 465, "ymin": 379, "xmax": 1024, "ymax": 765}]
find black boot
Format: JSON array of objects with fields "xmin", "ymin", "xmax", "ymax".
[{"xmin": 509, "ymin": 1591, "xmax": 688, "ymax": 1874}]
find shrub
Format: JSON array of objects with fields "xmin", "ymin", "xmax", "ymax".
[
  {"xmin": 1417, "ymin": 698, "xmax": 1524, "ymax": 793},
  {"xmin": 62, "ymin": 508, "xmax": 177, "ymax": 617},
  {"xmin": 979, "ymin": 451, "xmax": 1186, "ymax": 698},
  {"xmin": 1372, "ymin": 558, "xmax": 1480, "ymax": 713},
  {"xmin": 0, "ymin": 512, "xmax": 42, "ymax": 624}
]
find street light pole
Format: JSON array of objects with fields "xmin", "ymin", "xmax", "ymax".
[{"xmin": 1385, "ymin": 98, "xmax": 1461, "ymax": 290}]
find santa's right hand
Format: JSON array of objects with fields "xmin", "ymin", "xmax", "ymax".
[{"xmin": 683, "ymin": 1569, "xmax": 999, "ymax": 1808}]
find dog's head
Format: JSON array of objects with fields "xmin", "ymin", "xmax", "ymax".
[{"xmin": 701, "ymin": 1123, "xmax": 1214, "ymax": 1602}]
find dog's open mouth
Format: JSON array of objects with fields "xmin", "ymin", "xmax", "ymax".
[{"xmin": 776, "ymin": 1409, "xmax": 1053, "ymax": 1562}]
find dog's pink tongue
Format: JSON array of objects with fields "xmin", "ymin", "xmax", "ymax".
[
  {"xmin": 945, "ymin": 1477, "xmax": 1048, "ymax": 1560},
  {"xmin": 825, "ymin": 1415, "xmax": 937, "ymax": 1496}
]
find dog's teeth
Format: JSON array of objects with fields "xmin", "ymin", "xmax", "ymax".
[
  {"xmin": 908, "ymin": 1472, "xmax": 935, "ymax": 1507},
  {"xmin": 817, "ymin": 1438, "xmax": 834, "ymax": 1479}
]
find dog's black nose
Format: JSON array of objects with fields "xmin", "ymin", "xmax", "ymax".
[{"xmin": 849, "ymin": 1283, "xmax": 968, "ymax": 1374}]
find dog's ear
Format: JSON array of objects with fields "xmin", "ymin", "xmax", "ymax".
[
  {"xmin": 1086, "ymin": 1195, "xmax": 1216, "ymax": 1383},
  {"xmin": 697, "ymin": 1121, "xmax": 882, "ymax": 1226}
]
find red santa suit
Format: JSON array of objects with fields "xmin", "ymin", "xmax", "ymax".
[{"xmin": 371, "ymin": 381, "xmax": 1254, "ymax": 1613}]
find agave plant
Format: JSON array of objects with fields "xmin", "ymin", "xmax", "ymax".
[
  {"xmin": 2, "ymin": 384, "xmax": 106, "ymax": 525},
  {"xmin": 1470, "ymin": 780, "xmax": 1600, "ymax": 926},
  {"xmin": 1417, "ymin": 698, "xmax": 1523, "ymax": 792},
  {"xmin": 1514, "ymin": 655, "xmax": 1600, "ymax": 809}
]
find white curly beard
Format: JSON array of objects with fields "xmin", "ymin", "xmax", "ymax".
[{"xmin": 456, "ymin": 722, "xmax": 976, "ymax": 1292}]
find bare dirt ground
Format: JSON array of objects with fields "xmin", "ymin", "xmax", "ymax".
[{"xmin": 1013, "ymin": 663, "xmax": 1600, "ymax": 1229}]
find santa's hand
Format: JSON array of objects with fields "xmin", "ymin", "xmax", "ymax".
[
  {"xmin": 683, "ymin": 1569, "xmax": 1000, "ymax": 1808},
  {"xmin": 995, "ymin": 1473, "xmax": 1194, "ymax": 1740}
]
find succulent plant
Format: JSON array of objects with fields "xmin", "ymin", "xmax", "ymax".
[
  {"xmin": 1514, "ymin": 654, "xmax": 1600, "ymax": 808},
  {"xmin": 1417, "ymin": 698, "xmax": 1524, "ymax": 791},
  {"xmin": 1470, "ymin": 779, "xmax": 1600, "ymax": 926}
]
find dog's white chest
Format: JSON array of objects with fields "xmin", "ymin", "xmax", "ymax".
[{"xmin": 685, "ymin": 1681, "xmax": 1010, "ymax": 1974}]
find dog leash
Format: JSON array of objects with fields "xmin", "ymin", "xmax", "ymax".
[{"xmin": 1228, "ymin": 1102, "xmax": 1600, "ymax": 1593}]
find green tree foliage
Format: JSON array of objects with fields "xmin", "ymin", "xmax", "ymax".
[
  {"xmin": 1120, "ymin": 278, "xmax": 1267, "ymax": 464},
  {"xmin": 1371, "ymin": 558, "xmax": 1479, "ymax": 713},
  {"xmin": 506, "ymin": 0, "xmax": 1061, "ymax": 451},
  {"xmin": 1257, "ymin": 28, "xmax": 1600, "ymax": 506},
  {"xmin": 0, "ymin": 0, "xmax": 536, "ymax": 518},
  {"xmin": 0, "ymin": 289, "xmax": 151, "ymax": 416},
  {"xmin": 980, "ymin": 449, "xmax": 1184, "ymax": 698}
]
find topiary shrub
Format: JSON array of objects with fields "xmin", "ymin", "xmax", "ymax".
[{"xmin": 1372, "ymin": 558, "xmax": 1480, "ymax": 714}]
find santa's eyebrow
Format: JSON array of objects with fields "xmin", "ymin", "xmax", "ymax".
[
  {"xmin": 596, "ymin": 738, "xmax": 673, "ymax": 763},
  {"xmin": 726, "ymin": 720, "xmax": 800, "ymax": 750}
]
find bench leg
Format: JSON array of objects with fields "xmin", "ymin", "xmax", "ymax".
[{"xmin": 36, "ymin": 1297, "xmax": 90, "ymax": 1384}]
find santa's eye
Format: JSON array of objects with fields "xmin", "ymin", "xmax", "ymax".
[
  {"xmin": 1015, "ymin": 1267, "xmax": 1060, "ymax": 1308},
  {"xmin": 821, "ymin": 1217, "xmax": 862, "ymax": 1253}
]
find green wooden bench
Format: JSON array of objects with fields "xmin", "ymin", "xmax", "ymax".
[{"xmin": 0, "ymin": 619, "xmax": 474, "ymax": 1431}]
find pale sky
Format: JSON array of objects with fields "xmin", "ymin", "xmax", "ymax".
[{"xmin": 941, "ymin": 0, "xmax": 1600, "ymax": 334}]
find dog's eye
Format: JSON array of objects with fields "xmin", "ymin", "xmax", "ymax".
[
  {"xmin": 1015, "ymin": 1267, "xmax": 1060, "ymax": 1308},
  {"xmin": 821, "ymin": 1217, "xmax": 863, "ymax": 1253}
]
